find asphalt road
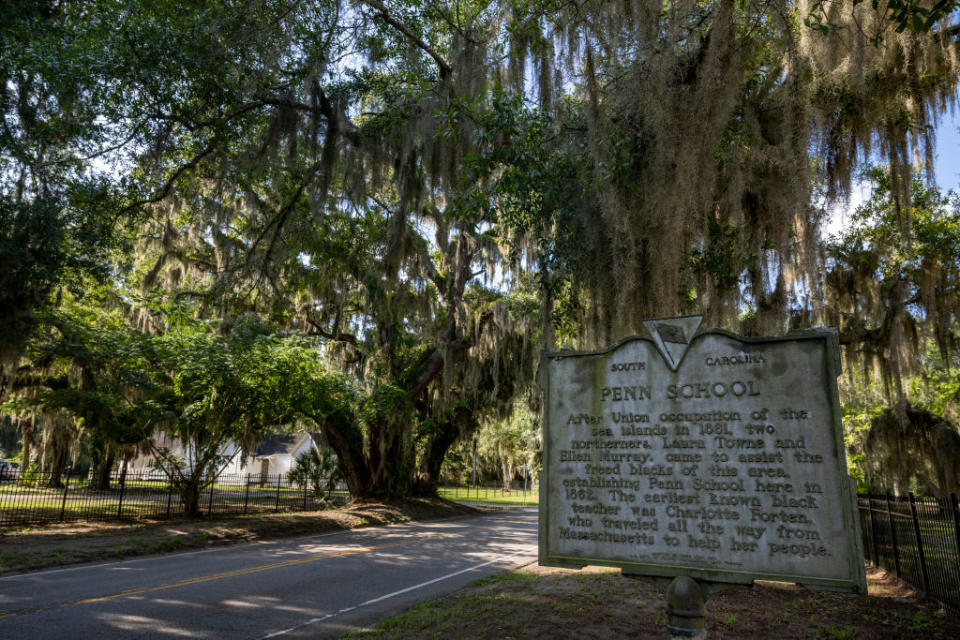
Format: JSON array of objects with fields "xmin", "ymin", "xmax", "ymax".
[{"xmin": 0, "ymin": 507, "xmax": 538, "ymax": 639}]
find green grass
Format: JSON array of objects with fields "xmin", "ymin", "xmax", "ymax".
[
  {"xmin": 437, "ymin": 486, "xmax": 538, "ymax": 506},
  {"xmin": 718, "ymin": 613, "xmax": 738, "ymax": 628},
  {"xmin": 350, "ymin": 570, "xmax": 542, "ymax": 638},
  {"xmin": 345, "ymin": 565, "xmax": 960, "ymax": 640}
]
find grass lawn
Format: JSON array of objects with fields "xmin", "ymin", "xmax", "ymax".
[
  {"xmin": 0, "ymin": 498, "xmax": 483, "ymax": 576},
  {"xmin": 0, "ymin": 480, "xmax": 349, "ymax": 527},
  {"xmin": 345, "ymin": 563, "xmax": 960, "ymax": 639},
  {"xmin": 438, "ymin": 485, "xmax": 538, "ymax": 506}
]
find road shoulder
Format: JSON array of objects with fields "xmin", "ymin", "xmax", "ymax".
[{"xmin": 0, "ymin": 498, "xmax": 487, "ymax": 576}]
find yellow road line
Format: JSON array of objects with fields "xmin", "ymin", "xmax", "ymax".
[{"xmin": 0, "ymin": 531, "xmax": 463, "ymax": 621}]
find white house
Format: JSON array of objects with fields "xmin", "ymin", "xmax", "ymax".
[
  {"xmin": 248, "ymin": 433, "xmax": 316, "ymax": 477},
  {"xmin": 128, "ymin": 432, "xmax": 320, "ymax": 479}
]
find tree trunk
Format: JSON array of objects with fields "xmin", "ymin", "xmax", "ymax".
[
  {"xmin": 366, "ymin": 419, "xmax": 414, "ymax": 498},
  {"xmin": 541, "ymin": 271, "xmax": 555, "ymax": 351},
  {"xmin": 314, "ymin": 414, "xmax": 372, "ymax": 499},
  {"xmin": 19, "ymin": 415, "xmax": 34, "ymax": 483},
  {"xmin": 179, "ymin": 479, "xmax": 203, "ymax": 518},
  {"xmin": 38, "ymin": 416, "xmax": 47, "ymax": 475},
  {"xmin": 91, "ymin": 450, "xmax": 116, "ymax": 490},
  {"xmin": 46, "ymin": 447, "xmax": 67, "ymax": 488},
  {"xmin": 315, "ymin": 413, "xmax": 423, "ymax": 500},
  {"xmin": 417, "ymin": 420, "xmax": 462, "ymax": 492}
]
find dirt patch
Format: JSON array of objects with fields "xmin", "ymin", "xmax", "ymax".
[
  {"xmin": 0, "ymin": 498, "xmax": 485, "ymax": 576},
  {"xmin": 348, "ymin": 564, "xmax": 960, "ymax": 639},
  {"xmin": 704, "ymin": 566, "xmax": 956, "ymax": 639}
]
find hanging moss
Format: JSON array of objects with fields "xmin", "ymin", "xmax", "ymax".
[
  {"xmin": 865, "ymin": 404, "xmax": 960, "ymax": 496},
  {"xmin": 48, "ymin": 1, "xmax": 957, "ymax": 498},
  {"xmin": 485, "ymin": 0, "xmax": 960, "ymax": 345}
]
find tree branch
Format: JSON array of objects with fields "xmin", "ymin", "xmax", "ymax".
[
  {"xmin": 406, "ymin": 331, "xmax": 457, "ymax": 401},
  {"xmin": 361, "ymin": 0, "xmax": 452, "ymax": 78},
  {"xmin": 304, "ymin": 314, "xmax": 359, "ymax": 345},
  {"xmin": 116, "ymin": 140, "xmax": 218, "ymax": 218}
]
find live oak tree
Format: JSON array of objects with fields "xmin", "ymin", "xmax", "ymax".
[
  {"xmin": 457, "ymin": 1, "xmax": 960, "ymax": 491},
  {"xmin": 476, "ymin": 401, "xmax": 540, "ymax": 491},
  {"xmin": 6, "ymin": 301, "xmax": 156, "ymax": 489},
  {"xmin": 0, "ymin": 2, "xmax": 128, "ymax": 392},
  {"xmin": 827, "ymin": 168, "xmax": 960, "ymax": 401},
  {"xmin": 826, "ymin": 168, "xmax": 960, "ymax": 494},
  {"xmin": 5, "ymin": 0, "xmax": 960, "ymax": 497},
  {"xmin": 107, "ymin": 0, "xmax": 543, "ymax": 498},
  {"xmin": 477, "ymin": 0, "xmax": 960, "ymax": 346}
]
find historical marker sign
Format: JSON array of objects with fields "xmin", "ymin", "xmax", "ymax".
[{"xmin": 539, "ymin": 317, "xmax": 867, "ymax": 592}]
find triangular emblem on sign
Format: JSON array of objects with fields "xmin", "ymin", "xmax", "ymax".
[{"xmin": 643, "ymin": 315, "xmax": 703, "ymax": 371}]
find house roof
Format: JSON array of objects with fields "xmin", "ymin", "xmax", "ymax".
[{"xmin": 254, "ymin": 433, "xmax": 311, "ymax": 458}]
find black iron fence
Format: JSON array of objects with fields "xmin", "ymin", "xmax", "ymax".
[
  {"xmin": 858, "ymin": 492, "xmax": 960, "ymax": 613},
  {"xmin": 0, "ymin": 470, "xmax": 347, "ymax": 528},
  {"xmin": 11, "ymin": 476, "xmax": 959, "ymax": 612},
  {"xmin": 438, "ymin": 481, "xmax": 539, "ymax": 505}
]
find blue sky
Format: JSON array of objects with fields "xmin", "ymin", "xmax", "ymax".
[
  {"xmin": 934, "ymin": 109, "xmax": 960, "ymax": 188},
  {"xmin": 826, "ymin": 110, "xmax": 960, "ymax": 236}
]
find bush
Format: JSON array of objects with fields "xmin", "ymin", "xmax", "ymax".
[{"xmin": 288, "ymin": 446, "xmax": 342, "ymax": 504}]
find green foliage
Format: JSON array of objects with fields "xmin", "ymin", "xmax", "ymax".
[
  {"xmin": 718, "ymin": 613, "xmax": 738, "ymax": 628},
  {"xmin": 22, "ymin": 463, "xmax": 39, "ymax": 488},
  {"xmin": 6, "ymin": 296, "xmax": 351, "ymax": 513},
  {"xmin": 287, "ymin": 445, "xmax": 342, "ymax": 502},
  {"xmin": 152, "ymin": 312, "xmax": 337, "ymax": 467},
  {"xmin": 689, "ymin": 217, "xmax": 752, "ymax": 296},
  {"xmin": 0, "ymin": 197, "xmax": 65, "ymax": 361},
  {"xmin": 153, "ymin": 314, "xmax": 349, "ymax": 514},
  {"xmin": 806, "ymin": 0, "xmax": 959, "ymax": 41},
  {"xmin": 824, "ymin": 626, "xmax": 857, "ymax": 640},
  {"xmin": 831, "ymin": 168, "xmax": 960, "ymax": 492},
  {"xmin": 0, "ymin": 3, "xmax": 131, "ymax": 364},
  {"xmin": 448, "ymin": 90, "xmax": 587, "ymax": 345},
  {"xmin": 458, "ymin": 401, "xmax": 540, "ymax": 488},
  {"xmin": 2, "ymin": 298, "xmax": 159, "ymax": 483},
  {"xmin": 361, "ymin": 386, "xmax": 413, "ymax": 436},
  {"xmin": 6, "ymin": 0, "xmax": 960, "ymax": 500}
]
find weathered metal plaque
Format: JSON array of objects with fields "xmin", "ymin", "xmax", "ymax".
[{"xmin": 539, "ymin": 318, "xmax": 866, "ymax": 592}]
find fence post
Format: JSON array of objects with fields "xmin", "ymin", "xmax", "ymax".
[
  {"xmin": 885, "ymin": 492, "xmax": 901, "ymax": 578},
  {"xmin": 207, "ymin": 481, "xmax": 215, "ymax": 516},
  {"xmin": 908, "ymin": 493, "xmax": 930, "ymax": 593},
  {"xmin": 275, "ymin": 476, "xmax": 281, "ymax": 512},
  {"xmin": 59, "ymin": 468, "xmax": 71, "ymax": 522},
  {"xmin": 117, "ymin": 469, "xmax": 127, "ymax": 520},
  {"xmin": 868, "ymin": 494, "xmax": 879, "ymax": 567},
  {"xmin": 243, "ymin": 475, "xmax": 250, "ymax": 514},
  {"xmin": 165, "ymin": 480, "xmax": 173, "ymax": 519}
]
